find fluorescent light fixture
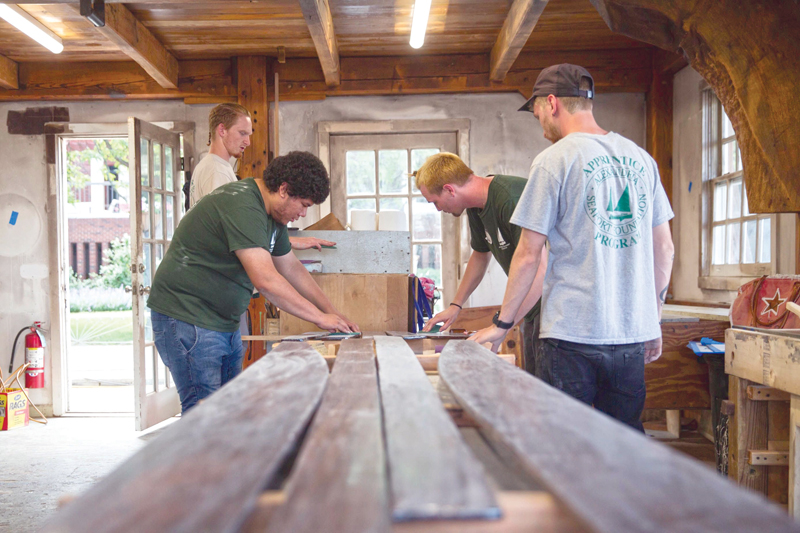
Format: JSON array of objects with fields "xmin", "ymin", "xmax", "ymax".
[
  {"xmin": 409, "ymin": 0, "xmax": 432, "ymax": 49},
  {"xmin": 0, "ymin": 4, "xmax": 63, "ymax": 54}
]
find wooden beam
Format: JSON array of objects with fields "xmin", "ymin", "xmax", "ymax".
[
  {"xmin": 645, "ymin": 48, "xmax": 677, "ymax": 206},
  {"xmin": 236, "ymin": 56, "xmax": 269, "ymax": 179},
  {"xmin": 729, "ymin": 376, "xmax": 769, "ymax": 495},
  {"xmin": 591, "ymin": 0, "xmax": 800, "ymax": 213},
  {"xmin": 747, "ymin": 385, "xmax": 791, "ymax": 402},
  {"xmin": 298, "ymin": 0, "xmax": 340, "ymax": 86},
  {"xmin": 0, "ymin": 53, "xmax": 19, "ymax": 90},
  {"xmin": 90, "ymin": 3, "xmax": 179, "ymax": 89},
  {"xmin": 748, "ymin": 450, "xmax": 789, "ymax": 467},
  {"xmin": 489, "ymin": 0, "xmax": 549, "ymax": 82}
]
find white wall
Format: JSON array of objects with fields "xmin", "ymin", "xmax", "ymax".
[
  {"xmin": 277, "ymin": 91, "xmax": 646, "ymax": 306},
  {"xmin": 671, "ymin": 66, "xmax": 796, "ymax": 303}
]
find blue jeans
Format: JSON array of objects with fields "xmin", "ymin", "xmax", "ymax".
[
  {"xmin": 151, "ymin": 310, "xmax": 244, "ymax": 413},
  {"xmin": 541, "ymin": 339, "xmax": 646, "ymax": 432}
]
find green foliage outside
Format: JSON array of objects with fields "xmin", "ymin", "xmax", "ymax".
[
  {"xmin": 67, "ymin": 139, "xmax": 129, "ymax": 205},
  {"xmin": 70, "ymin": 234, "xmax": 132, "ymax": 312},
  {"xmin": 70, "ymin": 311, "xmax": 132, "ymax": 345}
]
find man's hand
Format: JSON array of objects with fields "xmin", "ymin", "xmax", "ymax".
[
  {"xmin": 316, "ymin": 313, "xmax": 353, "ymax": 333},
  {"xmin": 423, "ymin": 305, "xmax": 461, "ymax": 332},
  {"xmin": 290, "ymin": 237, "xmax": 336, "ymax": 251},
  {"xmin": 337, "ymin": 313, "xmax": 360, "ymax": 333},
  {"xmin": 644, "ymin": 336, "xmax": 663, "ymax": 364},
  {"xmin": 468, "ymin": 325, "xmax": 507, "ymax": 353}
]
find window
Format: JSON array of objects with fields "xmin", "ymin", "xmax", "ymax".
[{"xmin": 703, "ymin": 91, "xmax": 774, "ymax": 280}]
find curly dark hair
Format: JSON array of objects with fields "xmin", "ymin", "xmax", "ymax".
[{"xmin": 262, "ymin": 151, "xmax": 330, "ymax": 204}]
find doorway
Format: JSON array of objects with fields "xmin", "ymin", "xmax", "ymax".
[{"xmin": 61, "ymin": 136, "xmax": 134, "ymax": 413}]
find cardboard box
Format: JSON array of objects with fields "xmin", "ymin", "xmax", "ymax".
[{"xmin": 0, "ymin": 388, "xmax": 29, "ymax": 430}]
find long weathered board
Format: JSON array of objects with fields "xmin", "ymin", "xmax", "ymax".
[
  {"xmin": 439, "ymin": 340, "xmax": 800, "ymax": 533},
  {"xmin": 726, "ymin": 328, "xmax": 800, "ymax": 395},
  {"xmin": 374, "ymin": 336, "xmax": 500, "ymax": 521},
  {"xmin": 266, "ymin": 338, "xmax": 390, "ymax": 533},
  {"xmin": 41, "ymin": 343, "xmax": 329, "ymax": 533}
]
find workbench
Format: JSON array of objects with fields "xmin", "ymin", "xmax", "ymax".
[
  {"xmin": 725, "ymin": 327, "xmax": 800, "ymax": 515},
  {"xmin": 41, "ymin": 336, "xmax": 797, "ymax": 533}
]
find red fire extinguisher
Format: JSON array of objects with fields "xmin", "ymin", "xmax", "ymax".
[{"xmin": 25, "ymin": 322, "xmax": 45, "ymax": 388}]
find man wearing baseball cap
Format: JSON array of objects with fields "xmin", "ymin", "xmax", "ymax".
[{"xmin": 470, "ymin": 64, "xmax": 675, "ymax": 431}]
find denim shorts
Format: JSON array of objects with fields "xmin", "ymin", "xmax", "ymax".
[
  {"xmin": 540, "ymin": 338, "xmax": 646, "ymax": 432},
  {"xmin": 151, "ymin": 310, "xmax": 244, "ymax": 413}
]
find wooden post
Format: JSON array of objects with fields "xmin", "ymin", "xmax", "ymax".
[
  {"xmin": 237, "ymin": 56, "xmax": 270, "ymax": 180},
  {"xmin": 767, "ymin": 400, "xmax": 790, "ymax": 506},
  {"xmin": 790, "ymin": 395, "xmax": 800, "ymax": 517},
  {"xmin": 729, "ymin": 376, "xmax": 769, "ymax": 495}
]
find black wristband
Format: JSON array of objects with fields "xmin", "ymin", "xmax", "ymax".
[
  {"xmin": 492, "ymin": 310, "xmax": 513, "ymax": 330},
  {"xmin": 450, "ymin": 303, "xmax": 462, "ymax": 309}
]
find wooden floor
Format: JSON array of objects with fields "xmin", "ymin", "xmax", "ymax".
[{"xmin": 645, "ymin": 424, "xmax": 718, "ymax": 469}]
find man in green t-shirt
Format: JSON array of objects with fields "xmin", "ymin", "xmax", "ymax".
[
  {"xmin": 148, "ymin": 151, "xmax": 358, "ymax": 413},
  {"xmin": 416, "ymin": 152, "xmax": 548, "ymax": 375}
]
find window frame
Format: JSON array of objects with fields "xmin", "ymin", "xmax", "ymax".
[{"xmin": 700, "ymin": 89, "xmax": 776, "ymax": 288}]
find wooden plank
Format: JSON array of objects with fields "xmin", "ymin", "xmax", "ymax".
[
  {"xmin": 789, "ymin": 395, "xmax": 800, "ymax": 517},
  {"xmin": 266, "ymin": 338, "xmax": 390, "ymax": 533},
  {"xmin": 375, "ymin": 336, "xmax": 499, "ymax": 520},
  {"xmin": 749, "ymin": 450, "xmax": 789, "ymax": 467},
  {"xmin": 440, "ymin": 340, "xmax": 798, "ymax": 533},
  {"xmin": 726, "ymin": 329, "xmax": 800, "ymax": 396},
  {"xmin": 489, "ymin": 0, "xmax": 549, "ymax": 82},
  {"xmin": 40, "ymin": 343, "xmax": 329, "ymax": 533},
  {"xmin": 298, "ymin": 0, "xmax": 340, "ymax": 86},
  {"xmin": 646, "ymin": 48, "xmax": 675, "ymax": 205},
  {"xmin": 279, "ymin": 274, "xmax": 409, "ymax": 335},
  {"xmin": 749, "ymin": 385, "xmax": 792, "ymax": 402},
  {"xmin": 769, "ymin": 400, "xmax": 791, "ymax": 505},
  {"xmin": 0, "ymin": 53, "xmax": 18, "ymax": 90},
  {"xmin": 665, "ymin": 409, "xmax": 681, "ymax": 439},
  {"xmin": 729, "ymin": 376, "xmax": 769, "ymax": 494},
  {"xmin": 237, "ymin": 56, "xmax": 269, "ymax": 179},
  {"xmin": 89, "ymin": 3, "xmax": 179, "ymax": 88}
]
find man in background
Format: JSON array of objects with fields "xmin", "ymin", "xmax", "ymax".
[{"xmin": 416, "ymin": 152, "xmax": 548, "ymax": 375}]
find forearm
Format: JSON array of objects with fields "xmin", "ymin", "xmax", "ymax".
[
  {"xmin": 652, "ymin": 223, "xmax": 675, "ymax": 320},
  {"xmin": 451, "ymin": 252, "xmax": 492, "ymax": 306},
  {"xmin": 279, "ymin": 259, "xmax": 339, "ymax": 315},
  {"xmin": 256, "ymin": 275, "xmax": 327, "ymax": 325},
  {"xmin": 511, "ymin": 246, "xmax": 548, "ymax": 325},
  {"xmin": 499, "ymin": 247, "xmax": 541, "ymax": 324}
]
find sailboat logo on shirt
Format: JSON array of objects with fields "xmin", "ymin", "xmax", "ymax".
[{"xmin": 583, "ymin": 154, "xmax": 650, "ymax": 250}]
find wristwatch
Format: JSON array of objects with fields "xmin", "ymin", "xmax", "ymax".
[{"xmin": 492, "ymin": 311, "xmax": 513, "ymax": 330}]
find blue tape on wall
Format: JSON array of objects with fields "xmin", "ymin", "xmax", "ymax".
[{"xmin": 9, "ymin": 211, "xmax": 18, "ymax": 225}]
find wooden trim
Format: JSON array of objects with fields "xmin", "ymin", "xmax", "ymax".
[
  {"xmin": 489, "ymin": 0, "xmax": 549, "ymax": 82},
  {"xmin": 237, "ymin": 56, "xmax": 270, "ymax": 180},
  {"xmin": 0, "ymin": 53, "xmax": 18, "ymax": 90},
  {"xmin": 298, "ymin": 0, "xmax": 340, "ymax": 87},
  {"xmin": 87, "ymin": 3, "xmax": 179, "ymax": 89},
  {"xmin": 645, "ymin": 48, "xmax": 678, "ymax": 206},
  {"xmin": 747, "ymin": 386, "xmax": 791, "ymax": 402},
  {"xmin": 796, "ymin": 214, "xmax": 800, "ymax": 275},
  {"xmin": 748, "ymin": 450, "xmax": 789, "ymax": 467},
  {"xmin": 698, "ymin": 275, "xmax": 756, "ymax": 291}
]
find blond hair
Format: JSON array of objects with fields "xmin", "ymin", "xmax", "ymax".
[
  {"xmin": 534, "ymin": 76, "xmax": 594, "ymax": 114},
  {"xmin": 208, "ymin": 103, "xmax": 251, "ymax": 145},
  {"xmin": 414, "ymin": 152, "xmax": 473, "ymax": 194}
]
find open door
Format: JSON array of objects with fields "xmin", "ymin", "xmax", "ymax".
[{"xmin": 129, "ymin": 118, "xmax": 182, "ymax": 430}]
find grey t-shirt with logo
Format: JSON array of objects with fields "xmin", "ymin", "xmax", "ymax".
[{"xmin": 511, "ymin": 131, "xmax": 674, "ymax": 344}]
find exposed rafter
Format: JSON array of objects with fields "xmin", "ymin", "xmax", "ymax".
[
  {"xmin": 490, "ymin": 0, "xmax": 549, "ymax": 82},
  {"xmin": 85, "ymin": 3, "xmax": 179, "ymax": 89},
  {"xmin": 0, "ymin": 53, "xmax": 19, "ymax": 90},
  {"xmin": 298, "ymin": 0, "xmax": 340, "ymax": 87}
]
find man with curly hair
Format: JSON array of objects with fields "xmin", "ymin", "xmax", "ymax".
[{"xmin": 148, "ymin": 151, "xmax": 359, "ymax": 413}]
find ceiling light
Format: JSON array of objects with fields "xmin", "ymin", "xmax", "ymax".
[
  {"xmin": 409, "ymin": 0, "xmax": 432, "ymax": 49},
  {"xmin": 0, "ymin": 4, "xmax": 63, "ymax": 54}
]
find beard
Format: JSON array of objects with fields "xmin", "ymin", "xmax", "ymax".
[{"xmin": 544, "ymin": 121, "xmax": 563, "ymax": 143}]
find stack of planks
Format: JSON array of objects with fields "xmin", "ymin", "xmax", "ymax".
[{"xmin": 41, "ymin": 338, "xmax": 800, "ymax": 533}]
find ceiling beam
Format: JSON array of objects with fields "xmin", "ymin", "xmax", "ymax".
[
  {"xmin": 88, "ymin": 3, "xmax": 179, "ymax": 89},
  {"xmin": 0, "ymin": 53, "xmax": 19, "ymax": 90},
  {"xmin": 490, "ymin": 0, "xmax": 549, "ymax": 82},
  {"xmin": 298, "ymin": 0, "xmax": 340, "ymax": 87}
]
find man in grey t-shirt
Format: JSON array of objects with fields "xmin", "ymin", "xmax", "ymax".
[{"xmin": 470, "ymin": 64, "xmax": 675, "ymax": 431}]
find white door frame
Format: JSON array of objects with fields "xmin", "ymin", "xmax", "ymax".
[{"xmin": 46, "ymin": 121, "xmax": 193, "ymax": 417}]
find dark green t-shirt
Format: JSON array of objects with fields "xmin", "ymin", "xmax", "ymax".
[
  {"xmin": 467, "ymin": 175, "xmax": 540, "ymax": 322},
  {"xmin": 147, "ymin": 178, "xmax": 291, "ymax": 332}
]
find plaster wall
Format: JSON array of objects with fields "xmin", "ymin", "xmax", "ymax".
[
  {"xmin": 671, "ymin": 66, "xmax": 796, "ymax": 303},
  {"xmin": 277, "ymin": 91, "xmax": 646, "ymax": 308}
]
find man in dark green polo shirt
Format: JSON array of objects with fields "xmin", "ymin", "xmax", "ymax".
[
  {"xmin": 417, "ymin": 152, "xmax": 547, "ymax": 374},
  {"xmin": 148, "ymin": 151, "xmax": 358, "ymax": 413}
]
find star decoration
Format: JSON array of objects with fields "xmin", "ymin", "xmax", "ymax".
[{"xmin": 761, "ymin": 288, "xmax": 787, "ymax": 317}]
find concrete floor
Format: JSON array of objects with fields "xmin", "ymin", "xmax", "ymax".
[{"xmin": 0, "ymin": 415, "xmax": 176, "ymax": 532}]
